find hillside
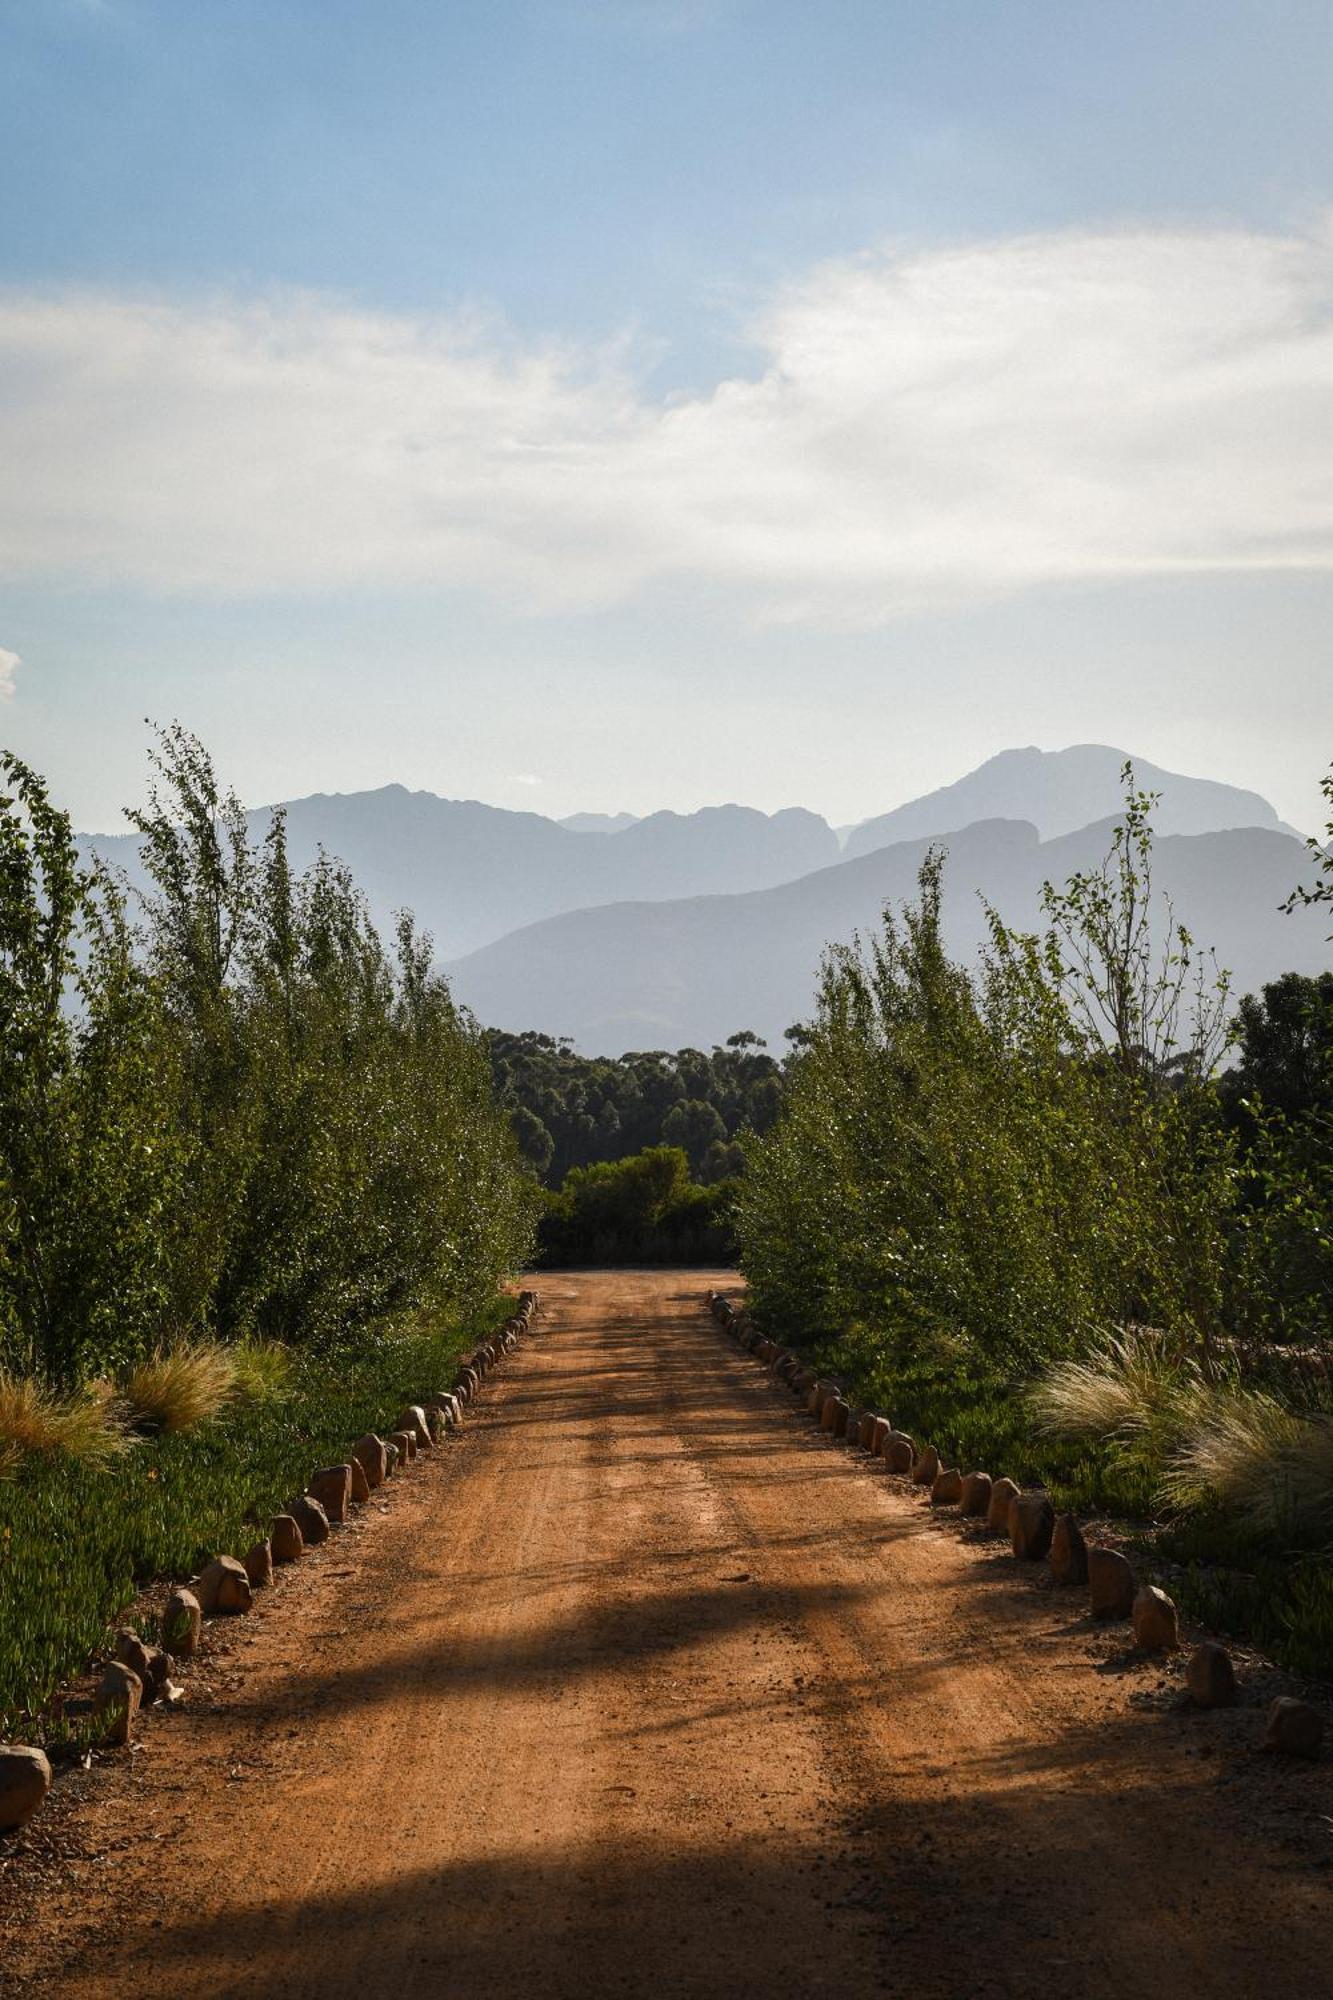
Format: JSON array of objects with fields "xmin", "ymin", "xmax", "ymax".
[{"xmin": 446, "ymin": 820, "xmax": 1331, "ymax": 1053}]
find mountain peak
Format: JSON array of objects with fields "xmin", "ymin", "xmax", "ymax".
[{"xmin": 845, "ymin": 744, "xmax": 1283, "ymax": 859}]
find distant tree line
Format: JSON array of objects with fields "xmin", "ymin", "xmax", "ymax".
[{"xmin": 485, "ymin": 1028, "xmax": 787, "ymax": 1185}]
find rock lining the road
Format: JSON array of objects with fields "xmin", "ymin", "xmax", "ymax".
[
  {"xmin": 4, "ymin": 1288, "xmax": 540, "ymax": 1843},
  {"xmin": 704, "ymin": 1288, "xmax": 1327, "ymax": 1768}
]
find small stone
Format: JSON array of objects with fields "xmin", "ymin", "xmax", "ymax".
[
  {"xmin": 397, "ymin": 1406, "xmax": 432, "ymax": 1450},
  {"xmin": 1010, "ymin": 1492, "xmax": 1055, "ymax": 1559},
  {"xmin": 351, "ymin": 1433, "xmax": 388, "ymax": 1489},
  {"xmin": 870, "ymin": 1417, "xmax": 892, "ymax": 1456},
  {"xmin": 884, "ymin": 1432, "xmax": 915, "ymax": 1473},
  {"xmin": 308, "ymin": 1465, "xmax": 352, "ymax": 1524},
  {"xmin": 958, "ymin": 1471, "xmax": 992, "ymax": 1517},
  {"xmin": 348, "ymin": 1456, "xmax": 371, "ymax": 1504},
  {"xmin": 389, "ymin": 1429, "xmax": 416, "ymax": 1465},
  {"xmin": 196, "ymin": 1555, "xmax": 253, "ymax": 1616},
  {"xmin": 985, "ymin": 1476, "xmax": 1020, "ymax": 1533},
  {"xmin": 931, "ymin": 1467, "xmax": 963, "ymax": 1506},
  {"xmin": 288, "ymin": 1495, "xmax": 330, "ymax": 1547},
  {"xmin": 142, "ymin": 1647, "xmax": 172, "ymax": 1700},
  {"xmin": 911, "ymin": 1445, "xmax": 939, "ymax": 1486},
  {"xmin": 114, "ymin": 1628, "xmax": 154, "ymax": 1691},
  {"xmin": 270, "ymin": 1514, "xmax": 304, "ymax": 1563},
  {"xmin": 0, "ymin": 1746, "xmax": 52, "ymax": 1832},
  {"xmin": 1264, "ymin": 1697, "xmax": 1324, "ymax": 1760},
  {"xmin": 1186, "ymin": 1641, "xmax": 1237, "ymax": 1708},
  {"xmin": 162, "ymin": 1587, "xmax": 202, "ymax": 1659},
  {"xmin": 93, "ymin": 1661, "xmax": 142, "ymax": 1745},
  {"xmin": 383, "ymin": 1440, "xmax": 400, "ymax": 1475},
  {"xmin": 821, "ymin": 1397, "xmax": 850, "ymax": 1438},
  {"xmin": 1132, "ymin": 1585, "xmax": 1180, "ymax": 1652},
  {"xmin": 858, "ymin": 1412, "xmax": 878, "ymax": 1451},
  {"xmin": 1049, "ymin": 1514, "xmax": 1089, "ymax": 1586},
  {"xmin": 809, "ymin": 1380, "xmax": 837, "ymax": 1418},
  {"xmin": 243, "ymin": 1540, "xmax": 274, "ymax": 1590},
  {"xmin": 1088, "ymin": 1546, "xmax": 1136, "ymax": 1619}
]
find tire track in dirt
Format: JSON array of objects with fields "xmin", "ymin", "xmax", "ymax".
[{"xmin": 3, "ymin": 1271, "xmax": 1331, "ymax": 1998}]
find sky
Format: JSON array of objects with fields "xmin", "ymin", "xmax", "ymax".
[{"xmin": 1, "ymin": 0, "xmax": 1331, "ymax": 832}]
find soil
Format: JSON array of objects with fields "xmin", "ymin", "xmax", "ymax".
[{"xmin": 2, "ymin": 1269, "xmax": 1332, "ymax": 1998}]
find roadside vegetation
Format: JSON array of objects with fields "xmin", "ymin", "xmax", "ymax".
[
  {"xmin": 0, "ymin": 728, "xmax": 539, "ymax": 1729},
  {"xmin": 538, "ymin": 1145, "xmax": 737, "ymax": 1266},
  {"xmin": 738, "ymin": 765, "xmax": 1333, "ymax": 1672}
]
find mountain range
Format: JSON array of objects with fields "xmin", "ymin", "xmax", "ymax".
[{"xmin": 81, "ymin": 744, "xmax": 1327, "ymax": 1052}]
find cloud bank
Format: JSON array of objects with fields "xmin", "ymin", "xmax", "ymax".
[
  {"xmin": 0, "ymin": 648, "xmax": 18, "ymax": 699},
  {"xmin": 2, "ymin": 219, "xmax": 1332, "ymax": 621}
]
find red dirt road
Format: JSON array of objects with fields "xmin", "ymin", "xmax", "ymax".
[{"xmin": 3, "ymin": 1270, "xmax": 1332, "ymax": 1998}]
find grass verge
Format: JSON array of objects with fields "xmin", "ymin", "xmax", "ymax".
[{"xmin": 0, "ymin": 1298, "xmax": 508, "ymax": 1736}]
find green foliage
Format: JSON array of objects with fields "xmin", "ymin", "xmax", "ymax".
[
  {"xmin": 739, "ymin": 836, "xmax": 1238, "ymax": 1376},
  {"xmin": 539, "ymin": 1146, "xmax": 738, "ymax": 1266},
  {"xmin": 0, "ymin": 730, "xmax": 540, "ymax": 1386},
  {"xmin": 0, "ymin": 753, "xmax": 193, "ymax": 1385},
  {"xmin": 737, "ymin": 770, "xmax": 1333, "ymax": 1670},
  {"xmin": 486, "ymin": 1028, "xmax": 784, "ymax": 1184},
  {"xmin": 0, "ymin": 1301, "xmax": 503, "ymax": 1733}
]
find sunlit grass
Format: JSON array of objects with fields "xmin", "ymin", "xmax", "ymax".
[
  {"xmin": 1029, "ymin": 1328, "xmax": 1192, "ymax": 1448},
  {"xmin": 1164, "ymin": 1388, "xmax": 1333, "ymax": 1540},
  {"xmin": 122, "ymin": 1341, "xmax": 238, "ymax": 1434},
  {"xmin": 0, "ymin": 1370, "xmax": 130, "ymax": 1470}
]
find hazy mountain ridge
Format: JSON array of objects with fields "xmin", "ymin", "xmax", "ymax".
[
  {"xmin": 78, "ymin": 745, "xmax": 1309, "ymax": 1040},
  {"xmin": 446, "ymin": 819, "xmax": 1330, "ymax": 1054},
  {"xmin": 84, "ymin": 788, "xmax": 840, "ymax": 962},
  {"xmin": 844, "ymin": 744, "xmax": 1292, "ymax": 857}
]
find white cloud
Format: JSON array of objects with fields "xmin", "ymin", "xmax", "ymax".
[
  {"xmin": 0, "ymin": 648, "xmax": 19, "ymax": 699},
  {"xmin": 2, "ymin": 218, "xmax": 1332, "ymax": 622}
]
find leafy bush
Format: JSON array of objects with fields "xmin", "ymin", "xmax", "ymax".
[
  {"xmin": 539, "ymin": 1146, "xmax": 738, "ymax": 1265},
  {"xmin": 0, "ymin": 731, "xmax": 540, "ymax": 1385},
  {"xmin": 0, "ymin": 730, "xmax": 540, "ymax": 1724}
]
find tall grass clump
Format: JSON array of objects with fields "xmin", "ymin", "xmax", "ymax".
[
  {"xmin": 1163, "ymin": 1391, "xmax": 1333, "ymax": 1541},
  {"xmin": 0, "ymin": 1372, "xmax": 129, "ymax": 1471},
  {"xmin": 122, "ymin": 1342, "xmax": 238, "ymax": 1435}
]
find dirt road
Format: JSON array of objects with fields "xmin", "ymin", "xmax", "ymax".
[{"xmin": 4, "ymin": 1270, "xmax": 1332, "ymax": 1998}]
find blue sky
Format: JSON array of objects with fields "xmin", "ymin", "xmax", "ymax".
[{"xmin": 2, "ymin": 0, "xmax": 1331, "ymax": 828}]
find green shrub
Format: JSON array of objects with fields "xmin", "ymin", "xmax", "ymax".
[{"xmin": 539, "ymin": 1146, "xmax": 738, "ymax": 1265}]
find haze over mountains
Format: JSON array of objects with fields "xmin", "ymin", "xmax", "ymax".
[
  {"xmin": 82, "ymin": 744, "xmax": 1327, "ymax": 1053},
  {"xmin": 449, "ymin": 819, "xmax": 1328, "ymax": 1053},
  {"xmin": 86, "ymin": 795, "xmax": 838, "ymax": 961},
  {"xmin": 843, "ymin": 744, "xmax": 1295, "ymax": 856}
]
